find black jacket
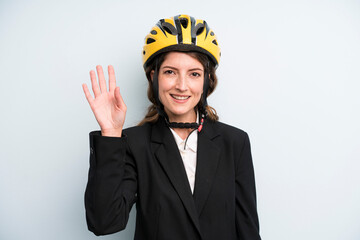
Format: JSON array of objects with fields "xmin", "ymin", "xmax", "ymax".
[{"xmin": 85, "ymin": 118, "xmax": 261, "ymax": 240}]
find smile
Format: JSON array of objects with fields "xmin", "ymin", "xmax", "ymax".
[{"xmin": 171, "ymin": 94, "xmax": 190, "ymax": 100}]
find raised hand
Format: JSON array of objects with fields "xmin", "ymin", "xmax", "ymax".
[{"xmin": 82, "ymin": 65, "xmax": 127, "ymax": 137}]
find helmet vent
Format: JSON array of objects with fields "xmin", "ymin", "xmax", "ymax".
[
  {"xmin": 196, "ymin": 26, "xmax": 204, "ymax": 35},
  {"xmin": 161, "ymin": 22, "xmax": 177, "ymax": 35},
  {"xmin": 179, "ymin": 18, "xmax": 188, "ymax": 28},
  {"xmin": 212, "ymin": 39, "xmax": 218, "ymax": 45},
  {"xmin": 194, "ymin": 23, "xmax": 205, "ymax": 36},
  {"xmin": 146, "ymin": 38, "xmax": 156, "ymax": 44}
]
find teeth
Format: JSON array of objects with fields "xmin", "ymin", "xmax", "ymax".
[{"xmin": 172, "ymin": 95, "xmax": 189, "ymax": 100}]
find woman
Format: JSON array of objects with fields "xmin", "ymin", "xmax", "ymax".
[{"xmin": 83, "ymin": 14, "xmax": 261, "ymax": 240}]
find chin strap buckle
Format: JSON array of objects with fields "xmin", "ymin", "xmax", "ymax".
[{"xmin": 197, "ymin": 115, "xmax": 205, "ymax": 132}]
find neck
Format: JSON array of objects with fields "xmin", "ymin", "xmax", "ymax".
[
  {"xmin": 173, "ymin": 128, "xmax": 195, "ymax": 140},
  {"xmin": 166, "ymin": 110, "xmax": 198, "ymax": 140}
]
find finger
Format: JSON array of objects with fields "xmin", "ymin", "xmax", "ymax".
[
  {"xmin": 82, "ymin": 83, "xmax": 94, "ymax": 105},
  {"xmin": 90, "ymin": 70, "xmax": 101, "ymax": 97},
  {"xmin": 114, "ymin": 86, "xmax": 127, "ymax": 111},
  {"xmin": 108, "ymin": 65, "xmax": 116, "ymax": 92},
  {"xmin": 96, "ymin": 65, "xmax": 108, "ymax": 93}
]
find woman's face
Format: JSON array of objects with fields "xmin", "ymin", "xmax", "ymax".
[{"xmin": 156, "ymin": 52, "xmax": 204, "ymax": 123}]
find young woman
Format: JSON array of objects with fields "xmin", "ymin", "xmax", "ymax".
[{"xmin": 83, "ymin": 14, "xmax": 261, "ymax": 240}]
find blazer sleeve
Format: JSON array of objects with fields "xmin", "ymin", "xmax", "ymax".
[
  {"xmin": 84, "ymin": 131, "xmax": 137, "ymax": 236},
  {"xmin": 235, "ymin": 132, "xmax": 261, "ymax": 240}
]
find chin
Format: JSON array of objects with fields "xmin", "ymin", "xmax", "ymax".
[{"xmin": 165, "ymin": 106, "xmax": 196, "ymax": 120}]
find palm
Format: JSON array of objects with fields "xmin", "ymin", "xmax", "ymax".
[{"xmin": 82, "ymin": 65, "xmax": 127, "ymax": 137}]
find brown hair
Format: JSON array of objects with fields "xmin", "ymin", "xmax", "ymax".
[{"xmin": 138, "ymin": 51, "xmax": 219, "ymax": 126}]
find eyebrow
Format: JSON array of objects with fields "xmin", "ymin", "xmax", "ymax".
[{"xmin": 161, "ymin": 66, "xmax": 204, "ymax": 72}]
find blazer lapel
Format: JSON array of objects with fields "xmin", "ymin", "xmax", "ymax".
[
  {"xmin": 193, "ymin": 121, "xmax": 221, "ymax": 217},
  {"xmin": 151, "ymin": 118, "xmax": 202, "ymax": 237}
]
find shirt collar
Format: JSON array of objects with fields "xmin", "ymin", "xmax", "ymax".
[
  {"xmin": 170, "ymin": 128, "xmax": 198, "ymax": 152},
  {"xmin": 169, "ymin": 112, "xmax": 199, "ymax": 152}
]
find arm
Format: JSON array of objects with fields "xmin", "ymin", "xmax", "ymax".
[
  {"xmin": 85, "ymin": 131, "xmax": 137, "ymax": 235},
  {"xmin": 83, "ymin": 65, "xmax": 135, "ymax": 235},
  {"xmin": 235, "ymin": 133, "xmax": 261, "ymax": 240}
]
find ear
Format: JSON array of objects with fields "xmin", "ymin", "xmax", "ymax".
[{"xmin": 150, "ymin": 70, "xmax": 154, "ymax": 82}]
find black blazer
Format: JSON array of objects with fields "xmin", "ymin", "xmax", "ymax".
[{"xmin": 85, "ymin": 118, "xmax": 261, "ymax": 240}]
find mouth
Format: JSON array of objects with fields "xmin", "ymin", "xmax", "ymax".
[{"xmin": 170, "ymin": 94, "xmax": 190, "ymax": 101}]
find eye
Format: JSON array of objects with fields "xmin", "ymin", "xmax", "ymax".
[
  {"xmin": 191, "ymin": 72, "xmax": 201, "ymax": 77},
  {"xmin": 164, "ymin": 70, "xmax": 174, "ymax": 74}
]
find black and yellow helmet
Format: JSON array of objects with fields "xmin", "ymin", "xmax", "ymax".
[{"xmin": 142, "ymin": 14, "xmax": 221, "ymax": 69}]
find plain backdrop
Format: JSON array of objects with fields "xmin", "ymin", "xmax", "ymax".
[{"xmin": 1, "ymin": 0, "xmax": 359, "ymax": 239}]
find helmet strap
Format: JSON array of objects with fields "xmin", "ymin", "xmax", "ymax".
[
  {"xmin": 200, "ymin": 62, "xmax": 210, "ymax": 116},
  {"xmin": 152, "ymin": 58, "xmax": 166, "ymax": 118}
]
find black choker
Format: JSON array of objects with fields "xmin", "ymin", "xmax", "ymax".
[{"xmin": 165, "ymin": 114, "xmax": 205, "ymax": 132}]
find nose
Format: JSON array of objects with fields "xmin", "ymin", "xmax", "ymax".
[{"xmin": 175, "ymin": 74, "xmax": 188, "ymax": 92}]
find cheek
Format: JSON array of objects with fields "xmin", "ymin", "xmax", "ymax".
[
  {"xmin": 159, "ymin": 81, "xmax": 170, "ymax": 92},
  {"xmin": 192, "ymin": 82, "xmax": 204, "ymax": 95},
  {"xmin": 158, "ymin": 77, "xmax": 172, "ymax": 101}
]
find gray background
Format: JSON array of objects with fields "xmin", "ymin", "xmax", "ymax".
[{"xmin": 1, "ymin": 0, "xmax": 359, "ymax": 239}]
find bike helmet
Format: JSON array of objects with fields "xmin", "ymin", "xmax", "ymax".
[{"xmin": 143, "ymin": 14, "xmax": 220, "ymax": 69}]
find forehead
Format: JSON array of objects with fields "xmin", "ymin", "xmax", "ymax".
[{"xmin": 161, "ymin": 52, "xmax": 204, "ymax": 70}]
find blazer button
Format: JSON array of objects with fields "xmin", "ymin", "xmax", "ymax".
[{"xmin": 90, "ymin": 147, "xmax": 94, "ymax": 155}]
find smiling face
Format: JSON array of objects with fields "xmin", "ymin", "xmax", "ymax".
[{"xmin": 156, "ymin": 52, "xmax": 204, "ymax": 123}]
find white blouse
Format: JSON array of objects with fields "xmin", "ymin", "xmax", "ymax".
[{"xmin": 170, "ymin": 128, "xmax": 198, "ymax": 194}]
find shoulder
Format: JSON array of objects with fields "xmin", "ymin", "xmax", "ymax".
[
  {"xmin": 204, "ymin": 120, "xmax": 251, "ymax": 152},
  {"xmin": 123, "ymin": 122, "xmax": 152, "ymax": 139},
  {"xmin": 208, "ymin": 120, "xmax": 249, "ymax": 140},
  {"xmin": 123, "ymin": 123, "xmax": 151, "ymax": 135}
]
